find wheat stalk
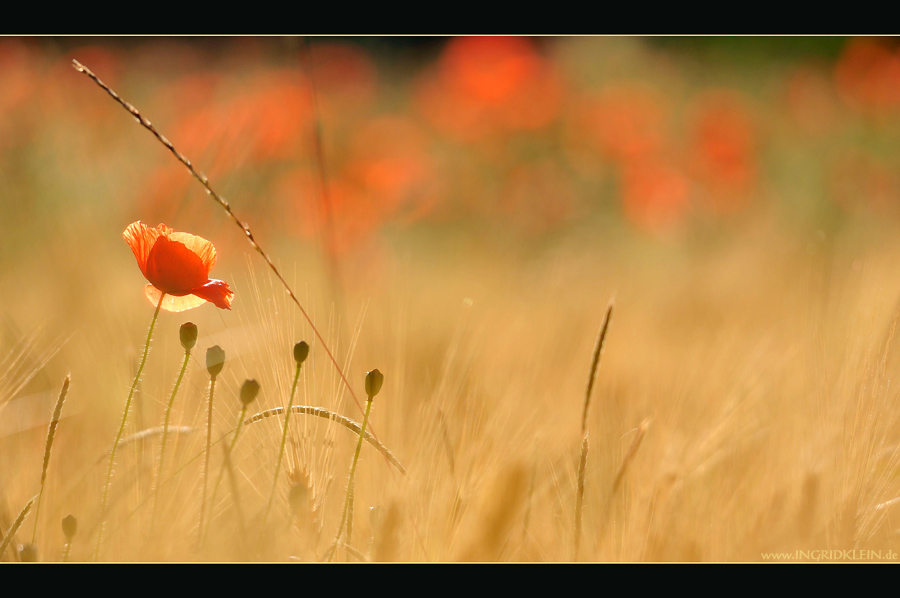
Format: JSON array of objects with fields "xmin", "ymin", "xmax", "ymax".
[
  {"xmin": 0, "ymin": 497, "xmax": 35, "ymax": 561},
  {"xmin": 575, "ymin": 299, "xmax": 614, "ymax": 561},
  {"xmin": 31, "ymin": 375, "xmax": 70, "ymax": 544}
]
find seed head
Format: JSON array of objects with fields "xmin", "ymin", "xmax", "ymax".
[
  {"xmin": 365, "ymin": 369, "xmax": 384, "ymax": 399},
  {"xmin": 240, "ymin": 379, "xmax": 260, "ymax": 406},
  {"xmin": 180, "ymin": 322, "xmax": 198, "ymax": 351},
  {"xmin": 293, "ymin": 341, "xmax": 310, "ymax": 366},
  {"xmin": 206, "ymin": 345, "xmax": 226, "ymax": 378}
]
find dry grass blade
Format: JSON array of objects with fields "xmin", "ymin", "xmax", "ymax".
[
  {"xmin": 0, "ymin": 497, "xmax": 35, "ymax": 561},
  {"xmin": 574, "ymin": 435, "xmax": 589, "ymax": 561},
  {"xmin": 582, "ymin": 300, "xmax": 614, "ymax": 435},
  {"xmin": 70, "ymin": 59, "xmax": 367, "ymax": 423},
  {"xmin": 244, "ymin": 406, "xmax": 406, "ymax": 475},
  {"xmin": 32, "ymin": 375, "xmax": 70, "ymax": 543},
  {"xmin": 612, "ymin": 418, "xmax": 651, "ymax": 493},
  {"xmin": 575, "ymin": 299, "xmax": 614, "ymax": 561},
  {"xmin": 95, "ymin": 426, "xmax": 195, "ymax": 464}
]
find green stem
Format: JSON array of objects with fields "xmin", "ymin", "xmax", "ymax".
[
  {"xmin": 197, "ymin": 375, "xmax": 217, "ymax": 548},
  {"xmin": 205, "ymin": 403, "xmax": 248, "ymax": 540},
  {"xmin": 328, "ymin": 396, "xmax": 373, "ymax": 561},
  {"xmin": 151, "ymin": 348, "xmax": 191, "ymax": 534},
  {"xmin": 94, "ymin": 293, "xmax": 164, "ymax": 561},
  {"xmin": 261, "ymin": 363, "xmax": 302, "ymax": 529}
]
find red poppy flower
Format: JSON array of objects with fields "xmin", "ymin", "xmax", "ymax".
[{"xmin": 123, "ymin": 221, "xmax": 234, "ymax": 312}]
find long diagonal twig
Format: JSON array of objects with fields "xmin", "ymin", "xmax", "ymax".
[{"xmin": 71, "ymin": 59, "xmax": 368, "ymax": 424}]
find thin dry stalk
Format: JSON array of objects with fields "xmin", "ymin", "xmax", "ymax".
[
  {"xmin": 95, "ymin": 426, "xmax": 194, "ymax": 464},
  {"xmin": 582, "ymin": 301, "xmax": 614, "ymax": 436},
  {"xmin": 612, "ymin": 418, "xmax": 651, "ymax": 494},
  {"xmin": 70, "ymin": 60, "xmax": 368, "ymax": 424},
  {"xmin": 574, "ymin": 435, "xmax": 589, "ymax": 560},
  {"xmin": 0, "ymin": 497, "xmax": 35, "ymax": 561},
  {"xmin": 31, "ymin": 375, "xmax": 70, "ymax": 544},
  {"xmin": 575, "ymin": 300, "xmax": 614, "ymax": 562}
]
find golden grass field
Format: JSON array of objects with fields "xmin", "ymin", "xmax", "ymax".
[{"xmin": 2, "ymin": 36, "xmax": 900, "ymax": 562}]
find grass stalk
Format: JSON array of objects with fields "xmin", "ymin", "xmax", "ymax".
[
  {"xmin": 151, "ymin": 342, "xmax": 192, "ymax": 534},
  {"xmin": 612, "ymin": 418, "xmax": 651, "ymax": 494},
  {"xmin": 574, "ymin": 300, "xmax": 613, "ymax": 562},
  {"xmin": 94, "ymin": 293, "xmax": 164, "ymax": 561},
  {"xmin": 31, "ymin": 375, "xmax": 70, "ymax": 544},
  {"xmin": 326, "ymin": 369, "xmax": 382, "ymax": 561},
  {"xmin": 243, "ymin": 405, "xmax": 406, "ymax": 475},
  {"xmin": 205, "ymin": 379, "xmax": 258, "ymax": 546},
  {"xmin": 0, "ymin": 497, "xmax": 35, "ymax": 561},
  {"xmin": 261, "ymin": 342, "xmax": 307, "ymax": 530}
]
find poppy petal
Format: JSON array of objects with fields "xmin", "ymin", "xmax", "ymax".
[
  {"xmin": 123, "ymin": 221, "xmax": 164, "ymax": 280},
  {"xmin": 189, "ymin": 279, "xmax": 234, "ymax": 310},
  {"xmin": 145, "ymin": 235, "xmax": 211, "ymax": 294},
  {"xmin": 145, "ymin": 284, "xmax": 208, "ymax": 312},
  {"xmin": 168, "ymin": 231, "xmax": 217, "ymax": 271}
]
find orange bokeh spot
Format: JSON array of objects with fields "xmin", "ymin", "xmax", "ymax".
[
  {"xmin": 441, "ymin": 36, "xmax": 543, "ymax": 105},
  {"xmin": 687, "ymin": 90, "xmax": 758, "ymax": 212},
  {"xmin": 621, "ymin": 158, "xmax": 691, "ymax": 234},
  {"xmin": 574, "ymin": 84, "xmax": 667, "ymax": 163},
  {"xmin": 835, "ymin": 38, "xmax": 900, "ymax": 114},
  {"xmin": 415, "ymin": 36, "xmax": 563, "ymax": 142},
  {"xmin": 169, "ymin": 70, "xmax": 312, "ymax": 169}
]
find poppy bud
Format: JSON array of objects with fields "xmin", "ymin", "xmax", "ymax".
[
  {"xmin": 62, "ymin": 514, "xmax": 77, "ymax": 541},
  {"xmin": 240, "ymin": 379, "xmax": 260, "ymax": 406},
  {"xmin": 365, "ymin": 369, "xmax": 383, "ymax": 399},
  {"xmin": 293, "ymin": 341, "xmax": 310, "ymax": 366},
  {"xmin": 206, "ymin": 345, "xmax": 226, "ymax": 378},
  {"xmin": 180, "ymin": 322, "xmax": 198, "ymax": 351},
  {"xmin": 19, "ymin": 543, "xmax": 37, "ymax": 562}
]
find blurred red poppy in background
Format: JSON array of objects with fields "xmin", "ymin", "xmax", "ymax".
[
  {"xmin": 123, "ymin": 221, "xmax": 233, "ymax": 312},
  {"xmin": 415, "ymin": 36, "xmax": 563, "ymax": 142},
  {"xmin": 834, "ymin": 37, "xmax": 900, "ymax": 114},
  {"xmin": 688, "ymin": 90, "xmax": 758, "ymax": 212}
]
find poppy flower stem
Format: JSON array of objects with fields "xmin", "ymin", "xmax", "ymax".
[
  {"xmin": 94, "ymin": 293, "xmax": 165, "ymax": 561},
  {"xmin": 197, "ymin": 375, "xmax": 217, "ymax": 549},
  {"xmin": 150, "ymin": 347, "xmax": 192, "ymax": 535},
  {"xmin": 260, "ymin": 361, "xmax": 303, "ymax": 532},
  {"xmin": 326, "ymin": 395, "xmax": 374, "ymax": 562}
]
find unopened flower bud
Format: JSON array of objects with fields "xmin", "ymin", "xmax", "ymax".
[
  {"xmin": 180, "ymin": 322, "xmax": 198, "ymax": 351},
  {"xmin": 293, "ymin": 341, "xmax": 310, "ymax": 366},
  {"xmin": 62, "ymin": 514, "xmax": 77, "ymax": 541},
  {"xmin": 206, "ymin": 345, "xmax": 226, "ymax": 378},
  {"xmin": 365, "ymin": 369, "xmax": 383, "ymax": 399},
  {"xmin": 240, "ymin": 379, "xmax": 260, "ymax": 406}
]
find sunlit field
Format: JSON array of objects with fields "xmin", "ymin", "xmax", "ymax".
[{"xmin": 3, "ymin": 36, "xmax": 900, "ymax": 563}]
